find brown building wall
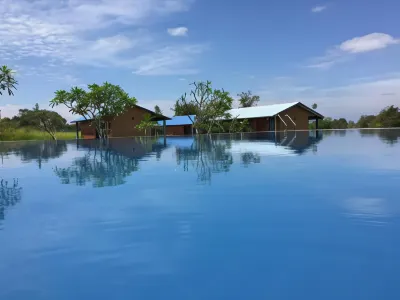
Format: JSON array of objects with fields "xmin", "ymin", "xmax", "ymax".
[
  {"xmin": 79, "ymin": 121, "xmax": 96, "ymax": 139},
  {"xmin": 275, "ymin": 105, "xmax": 312, "ymax": 131},
  {"xmin": 109, "ymin": 107, "xmax": 152, "ymax": 137},
  {"xmin": 78, "ymin": 106, "xmax": 157, "ymax": 139},
  {"xmin": 166, "ymin": 125, "xmax": 185, "ymax": 136},
  {"xmin": 249, "ymin": 117, "xmax": 270, "ymax": 132}
]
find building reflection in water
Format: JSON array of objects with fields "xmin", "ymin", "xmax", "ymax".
[{"xmin": 172, "ymin": 131, "xmax": 323, "ymax": 183}]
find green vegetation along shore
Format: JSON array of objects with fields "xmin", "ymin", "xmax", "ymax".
[{"xmin": 0, "ymin": 128, "xmax": 76, "ymax": 141}]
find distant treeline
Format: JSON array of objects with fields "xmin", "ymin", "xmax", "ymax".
[
  {"xmin": 0, "ymin": 104, "xmax": 75, "ymax": 141},
  {"xmin": 310, "ymin": 105, "xmax": 400, "ymax": 129}
]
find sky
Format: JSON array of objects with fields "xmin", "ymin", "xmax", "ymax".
[{"xmin": 0, "ymin": 0, "xmax": 399, "ymax": 122}]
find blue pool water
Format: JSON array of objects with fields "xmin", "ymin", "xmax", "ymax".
[{"xmin": 1, "ymin": 130, "xmax": 400, "ymax": 300}]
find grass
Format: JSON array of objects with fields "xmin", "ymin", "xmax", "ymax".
[{"xmin": 0, "ymin": 128, "xmax": 76, "ymax": 141}]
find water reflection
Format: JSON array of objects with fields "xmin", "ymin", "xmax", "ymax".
[
  {"xmin": 359, "ymin": 129, "xmax": 400, "ymax": 145},
  {"xmin": 0, "ymin": 141, "xmax": 67, "ymax": 168},
  {"xmin": 175, "ymin": 136, "xmax": 234, "ymax": 183},
  {"xmin": 172, "ymin": 131, "xmax": 322, "ymax": 182},
  {"xmin": 342, "ymin": 197, "xmax": 391, "ymax": 226},
  {"xmin": 54, "ymin": 138, "xmax": 168, "ymax": 187},
  {"xmin": 0, "ymin": 179, "xmax": 22, "ymax": 221}
]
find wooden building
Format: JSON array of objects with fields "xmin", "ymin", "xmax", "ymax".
[
  {"xmin": 71, "ymin": 105, "xmax": 170, "ymax": 139},
  {"xmin": 157, "ymin": 115, "xmax": 195, "ymax": 136},
  {"xmin": 227, "ymin": 102, "xmax": 324, "ymax": 132}
]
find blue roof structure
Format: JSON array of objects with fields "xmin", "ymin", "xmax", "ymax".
[
  {"xmin": 70, "ymin": 115, "xmax": 92, "ymax": 123},
  {"xmin": 158, "ymin": 115, "xmax": 195, "ymax": 126}
]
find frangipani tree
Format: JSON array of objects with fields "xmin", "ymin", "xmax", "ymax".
[{"xmin": 50, "ymin": 82, "xmax": 137, "ymax": 139}]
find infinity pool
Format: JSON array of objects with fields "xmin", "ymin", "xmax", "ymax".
[{"xmin": 1, "ymin": 130, "xmax": 399, "ymax": 300}]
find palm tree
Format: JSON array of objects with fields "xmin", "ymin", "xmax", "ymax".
[{"xmin": 0, "ymin": 65, "xmax": 18, "ymax": 96}]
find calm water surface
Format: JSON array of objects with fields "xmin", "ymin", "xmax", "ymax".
[{"xmin": 1, "ymin": 130, "xmax": 400, "ymax": 300}]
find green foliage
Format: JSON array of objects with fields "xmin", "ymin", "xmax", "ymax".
[
  {"xmin": 357, "ymin": 115, "xmax": 377, "ymax": 128},
  {"xmin": 3, "ymin": 104, "xmax": 67, "ymax": 140},
  {"xmin": 309, "ymin": 105, "xmax": 400, "ymax": 129},
  {"xmin": 374, "ymin": 105, "xmax": 400, "ymax": 128},
  {"xmin": 135, "ymin": 113, "xmax": 158, "ymax": 136},
  {"xmin": 0, "ymin": 65, "xmax": 17, "ymax": 96},
  {"xmin": 173, "ymin": 101, "xmax": 198, "ymax": 116},
  {"xmin": 50, "ymin": 82, "xmax": 137, "ymax": 139},
  {"xmin": 348, "ymin": 120, "xmax": 356, "ymax": 128},
  {"xmin": 0, "ymin": 128, "xmax": 75, "ymax": 141},
  {"xmin": 238, "ymin": 91, "xmax": 260, "ymax": 108},
  {"xmin": 0, "ymin": 104, "xmax": 71, "ymax": 141},
  {"xmin": 229, "ymin": 118, "xmax": 250, "ymax": 133},
  {"xmin": 154, "ymin": 105, "xmax": 162, "ymax": 115},
  {"xmin": 174, "ymin": 81, "xmax": 234, "ymax": 134}
]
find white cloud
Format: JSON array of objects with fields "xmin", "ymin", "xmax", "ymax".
[
  {"xmin": 339, "ymin": 33, "xmax": 399, "ymax": 53},
  {"xmin": 306, "ymin": 33, "xmax": 399, "ymax": 69},
  {"xmin": 131, "ymin": 44, "xmax": 207, "ymax": 75},
  {"xmin": 167, "ymin": 27, "xmax": 188, "ymax": 37},
  {"xmin": 0, "ymin": 0, "xmax": 201, "ymax": 76},
  {"xmin": 255, "ymin": 73, "xmax": 400, "ymax": 120},
  {"xmin": 311, "ymin": 5, "xmax": 327, "ymax": 13},
  {"xmin": 0, "ymin": 102, "xmax": 75, "ymax": 121}
]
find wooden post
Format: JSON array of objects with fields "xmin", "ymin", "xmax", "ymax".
[
  {"xmin": 163, "ymin": 120, "xmax": 166, "ymax": 146},
  {"xmin": 316, "ymin": 118, "xmax": 319, "ymax": 130},
  {"xmin": 75, "ymin": 122, "xmax": 79, "ymax": 140}
]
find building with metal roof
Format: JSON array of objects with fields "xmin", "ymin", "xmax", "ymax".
[
  {"xmin": 70, "ymin": 105, "xmax": 170, "ymax": 139},
  {"xmin": 157, "ymin": 115, "xmax": 195, "ymax": 136},
  {"xmin": 227, "ymin": 101, "xmax": 323, "ymax": 132},
  {"xmin": 162, "ymin": 102, "xmax": 323, "ymax": 135}
]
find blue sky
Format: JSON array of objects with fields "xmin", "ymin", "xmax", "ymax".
[{"xmin": 1, "ymin": 0, "xmax": 399, "ymax": 121}]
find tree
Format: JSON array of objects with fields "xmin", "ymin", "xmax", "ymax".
[
  {"xmin": 332, "ymin": 118, "xmax": 348, "ymax": 129},
  {"xmin": 173, "ymin": 81, "xmax": 234, "ymax": 134},
  {"xmin": 0, "ymin": 65, "xmax": 17, "ymax": 96},
  {"xmin": 229, "ymin": 118, "xmax": 250, "ymax": 133},
  {"xmin": 50, "ymin": 82, "xmax": 137, "ymax": 139},
  {"xmin": 154, "ymin": 105, "xmax": 162, "ymax": 115},
  {"xmin": 173, "ymin": 101, "xmax": 198, "ymax": 116},
  {"xmin": 135, "ymin": 113, "xmax": 158, "ymax": 136},
  {"xmin": 375, "ymin": 105, "xmax": 400, "ymax": 128},
  {"xmin": 238, "ymin": 91, "xmax": 260, "ymax": 108},
  {"xmin": 357, "ymin": 115, "xmax": 376, "ymax": 128},
  {"xmin": 35, "ymin": 109, "xmax": 67, "ymax": 140},
  {"xmin": 348, "ymin": 120, "xmax": 356, "ymax": 128},
  {"xmin": 10, "ymin": 104, "xmax": 67, "ymax": 140},
  {"xmin": 312, "ymin": 103, "xmax": 318, "ymax": 110}
]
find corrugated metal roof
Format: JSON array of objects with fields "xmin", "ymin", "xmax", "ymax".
[
  {"xmin": 227, "ymin": 102, "xmax": 299, "ymax": 119},
  {"xmin": 158, "ymin": 115, "xmax": 195, "ymax": 126},
  {"xmin": 70, "ymin": 115, "xmax": 92, "ymax": 123}
]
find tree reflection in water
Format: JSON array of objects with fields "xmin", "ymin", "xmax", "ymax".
[
  {"xmin": 54, "ymin": 138, "xmax": 167, "ymax": 188},
  {"xmin": 0, "ymin": 179, "xmax": 22, "ymax": 221},
  {"xmin": 175, "ymin": 136, "xmax": 233, "ymax": 183},
  {"xmin": 359, "ymin": 129, "xmax": 400, "ymax": 145},
  {"xmin": 241, "ymin": 152, "xmax": 261, "ymax": 167},
  {"xmin": 174, "ymin": 131, "xmax": 322, "ymax": 182},
  {"xmin": 0, "ymin": 141, "xmax": 68, "ymax": 168}
]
